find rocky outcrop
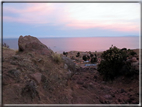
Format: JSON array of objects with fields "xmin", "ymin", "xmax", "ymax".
[
  {"xmin": 3, "ymin": 43, "xmax": 139, "ymax": 104},
  {"xmin": 18, "ymin": 35, "xmax": 53, "ymax": 55},
  {"xmin": 62, "ymin": 56, "xmax": 76, "ymax": 71}
]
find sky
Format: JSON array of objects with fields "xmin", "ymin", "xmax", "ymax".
[{"xmin": 3, "ymin": 2, "xmax": 140, "ymax": 38}]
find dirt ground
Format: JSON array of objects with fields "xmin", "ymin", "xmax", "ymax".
[{"xmin": 2, "ymin": 47, "xmax": 140, "ymax": 105}]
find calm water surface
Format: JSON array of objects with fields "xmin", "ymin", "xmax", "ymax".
[{"xmin": 3, "ymin": 36, "xmax": 139, "ymax": 53}]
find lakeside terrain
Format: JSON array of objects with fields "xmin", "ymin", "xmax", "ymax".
[
  {"xmin": 2, "ymin": 35, "xmax": 140, "ymax": 105},
  {"xmin": 3, "ymin": 36, "xmax": 139, "ymax": 54}
]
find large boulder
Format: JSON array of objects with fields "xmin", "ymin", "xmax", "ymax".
[
  {"xmin": 18, "ymin": 35, "xmax": 53, "ymax": 55},
  {"xmin": 62, "ymin": 56, "xmax": 76, "ymax": 71}
]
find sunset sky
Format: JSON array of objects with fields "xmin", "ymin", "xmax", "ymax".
[{"xmin": 3, "ymin": 2, "xmax": 140, "ymax": 38}]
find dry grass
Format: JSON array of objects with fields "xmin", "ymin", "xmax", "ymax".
[
  {"xmin": 3, "ymin": 46, "xmax": 9, "ymax": 50},
  {"xmin": 51, "ymin": 53, "xmax": 62, "ymax": 64}
]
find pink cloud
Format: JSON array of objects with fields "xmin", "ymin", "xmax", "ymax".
[
  {"xmin": 3, "ymin": 3, "xmax": 55, "ymax": 24},
  {"xmin": 100, "ymin": 22, "xmax": 139, "ymax": 32},
  {"xmin": 3, "ymin": 3, "xmax": 140, "ymax": 33},
  {"xmin": 64, "ymin": 20, "xmax": 139, "ymax": 32}
]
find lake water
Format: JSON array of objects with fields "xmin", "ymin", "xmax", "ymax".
[{"xmin": 3, "ymin": 36, "xmax": 139, "ymax": 53}]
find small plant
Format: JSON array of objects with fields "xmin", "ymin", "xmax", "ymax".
[
  {"xmin": 52, "ymin": 53, "xmax": 62, "ymax": 64},
  {"xmin": 82, "ymin": 55, "xmax": 88, "ymax": 61},
  {"xmin": 91, "ymin": 57, "xmax": 97, "ymax": 63},
  {"xmin": 63, "ymin": 51, "xmax": 68, "ymax": 57},
  {"xmin": 76, "ymin": 52, "xmax": 80, "ymax": 57},
  {"xmin": 3, "ymin": 42, "xmax": 9, "ymax": 49},
  {"xmin": 129, "ymin": 50, "xmax": 137, "ymax": 56}
]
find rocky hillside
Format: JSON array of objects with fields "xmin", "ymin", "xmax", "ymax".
[{"xmin": 2, "ymin": 35, "xmax": 139, "ymax": 104}]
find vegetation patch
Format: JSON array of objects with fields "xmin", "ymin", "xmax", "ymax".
[
  {"xmin": 51, "ymin": 53, "xmax": 62, "ymax": 64},
  {"xmin": 97, "ymin": 45, "xmax": 138, "ymax": 81}
]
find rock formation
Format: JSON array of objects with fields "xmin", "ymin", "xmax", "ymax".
[{"xmin": 18, "ymin": 35, "xmax": 53, "ymax": 55}]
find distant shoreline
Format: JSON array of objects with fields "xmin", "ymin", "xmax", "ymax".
[
  {"xmin": 3, "ymin": 36, "xmax": 140, "ymax": 54},
  {"xmin": 3, "ymin": 35, "xmax": 139, "ymax": 39}
]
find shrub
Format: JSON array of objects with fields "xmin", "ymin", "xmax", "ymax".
[
  {"xmin": 76, "ymin": 52, "xmax": 80, "ymax": 57},
  {"xmin": 97, "ymin": 45, "xmax": 137, "ymax": 81},
  {"xmin": 82, "ymin": 55, "xmax": 87, "ymax": 61},
  {"xmin": 129, "ymin": 50, "xmax": 137, "ymax": 56},
  {"xmin": 63, "ymin": 51, "xmax": 68, "ymax": 56},
  {"xmin": 51, "ymin": 53, "xmax": 62, "ymax": 64},
  {"xmin": 91, "ymin": 57, "xmax": 97, "ymax": 63},
  {"xmin": 90, "ymin": 53, "xmax": 94, "ymax": 57}
]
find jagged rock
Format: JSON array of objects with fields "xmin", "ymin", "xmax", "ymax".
[
  {"xmin": 8, "ymin": 69, "xmax": 21, "ymax": 78},
  {"xmin": 29, "ymin": 72, "xmax": 42, "ymax": 85},
  {"xmin": 64, "ymin": 64, "xmax": 68, "ymax": 69},
  {"xmin": 18, "ymin": 35, "xmax": 53, "ymax": 55},
  {"xmin": 12, "ymin": 55, "xmax": 20, "ymax": 60},
  {"xmin": 62, "ymin": 56, "xmax": 76, "ymax": 71}
]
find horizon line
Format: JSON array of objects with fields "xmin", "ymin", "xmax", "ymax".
[{"xmin": 3, "ymin": 35, "xmax": 139, "ymax": 39}]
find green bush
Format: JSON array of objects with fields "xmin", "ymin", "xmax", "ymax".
[
  {"xmin": 129, "ymin": 50, "xmax": 137, "ymax": 56},
  {"xmin": 91, "ymin": 57, "xmax": 97, "ymax": 63},
  {"xmin": 97, "ymin": 46, "xmax": 137, "ymax": 81}
]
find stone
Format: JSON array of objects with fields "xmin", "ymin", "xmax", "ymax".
[
  {"xmin": 131, "ymin": 57, "xmax": 137, "ymax": 62},
  {"xmin": 126, "ymin": 59, "xmax": 132, "ymax": 63},
  {"xmin": 38, "ymin": 58, "xmax": 42, "ymax": 62},
  {"xmin": 88, "ymin": 82, "xmax": 94, "ymax": 88},
  {"xmin": 18, "ymin": 35, "xmax": 53, "ymax": 55},
  {"xmin": 66, "ymin": 69, "xmax": 73, "ymax": 80},
  {"xmin": 104, "ymin": 95, "xmax": 112, "ymax": 99},
  {"xmin": 8, "ymin": 69, "xmax": 21, "ymax": 78},
  {"xmin": 64, "ymin": 64, "xmax": 68, "ymax": 69},
  {"xmin": 29, "ymin": 72, "xmax": 42, "ymax": 85},
  {"xmin": 12, "ymin": 55, "xmax": 20, "ymax": 60},
  {"xmin": 62, "ymin": 56, "xmax": 76, "ymax": 71},
  {"xmin": 99, "ymin": 96, "xmax": 106, "ymax": 104}
]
